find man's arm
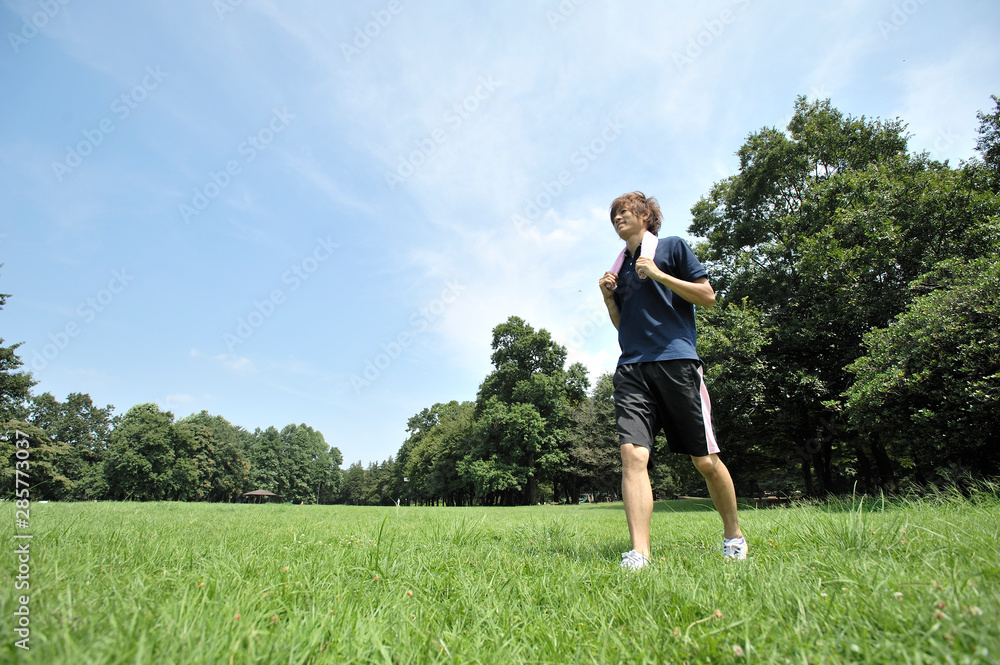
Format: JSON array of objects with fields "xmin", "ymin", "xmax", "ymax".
[
  {"xmin": 635, "ymin": 257, "xmax": 716, "ymax": 308},
  {"xmin": 599, "ymin": 271, "xmax": 621, "ymax": 329}
]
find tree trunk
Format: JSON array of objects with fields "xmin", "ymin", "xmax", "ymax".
[{"xmin": 870, "ymin": 439, "xmax": 896, "ymax": 491}]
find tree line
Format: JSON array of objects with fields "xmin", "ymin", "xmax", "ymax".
[
  {"xmin": 0, "ymin": 391, "xmax": 344, "ymax": 503},
  {"xmin": 3, "ymin": 95, "xmax": 999, "ymax": 504}
]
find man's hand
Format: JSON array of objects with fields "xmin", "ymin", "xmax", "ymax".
[
  {"xmin": 599, "ymin": 271, "xmax": 618, "ymax": 300},
  {"xmin": 635, "ymin": 257, "xmax": 663, "ymax": 281},
  {"xmin": 599, "ymin": 272, "xmax": 621, "ymax": 330}
]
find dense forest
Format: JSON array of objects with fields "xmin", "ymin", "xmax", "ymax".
[{"xmin": 3, "ymin": 96, "xmax": 998, "ymax": 505}]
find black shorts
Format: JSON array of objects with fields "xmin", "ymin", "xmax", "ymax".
[{"xmin": 613, "ymin": 359, "xmax": 720, "ymax": 457}]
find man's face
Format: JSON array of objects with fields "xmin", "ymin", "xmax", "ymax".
[{"xmin": 612, "ymin": 208, "xmax": 646, "ymax": 240}]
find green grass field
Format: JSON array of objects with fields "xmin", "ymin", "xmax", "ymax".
[{"xmin": 1, "ymin": 491, "xmax": 998, "ymax": 664}]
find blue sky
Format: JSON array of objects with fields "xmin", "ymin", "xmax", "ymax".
[{"xmin": 2, "ymin": 0, "xmax": 998, "ymax": 467}]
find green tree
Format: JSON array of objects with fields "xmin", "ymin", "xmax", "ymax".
[
  {"xmin": 564, "ymin": 373, "xmax": 620, "ymax": 501},
  {"xmin": 470, "ymin": 317, "xmax": 588, "ymax": 505},
  {"xmin": 391, "ymin": 404, "xmax": 441, "ymax": 504},
  {"xmin": 690, "ymin": 96, "xmax": 1000, "ymax": 493},
  {"xmin": 246, "ymin": 426, "xmax": 282, "ymax": 494},
  {"xmin": 103, "ymin": 403, "xmax": 178, "ymax": 500},
  {"xmin": 845, "ymin": 257, "xmax": 1000, "ymax": 483},
  {"xmin": 274, "ymin": 424, "xmax": 341, "ymax": 504},
  {"xmin": 360, "ymin": 458, "xmax": 394, "ymax": 506},
  {"xmin": 463, "ymin": 399, "xmax": 545, "ymax": 505},
  {"xmin": 397, "ymin": 401, "xmax": 475, "ymax": 505},
  {"xmin": 177, "ymin": 411, "xmax": 252, "ymax": 502},
  {"xmin": 1, "ymin": 422, "xmax": 74, "ymax": 500},
  {"xmin": 340, "ymin": 461, "xmax": 366, "ymax": 505},
  {"xmin": 695, "ymin": 300, "xmax": 780, "ymax": 494},
  {"xmin": 317, "ymin": 444, "xmax": 344, "ymax": 505},
  {"xmin": 28, "ymin": 392, "xmax": 117, "ymax": 500},
  {"xmin": 102, "ymin": 403, "xmax": 232, "ymax": 501},
  {"xmin": 976, "ymin": 94, "xmax": 1000, "ymax": 190},
  {"xmin": 0, "ymin": 274, "xmax": 36, "ymax": 423}
]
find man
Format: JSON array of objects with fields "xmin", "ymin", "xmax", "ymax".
[{"xmin": 598, "ymin": 191, "xmax": 746, "ymax": 569}]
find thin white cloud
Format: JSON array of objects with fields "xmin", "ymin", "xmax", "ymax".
[{"xmin": 213, "ymin": 354, "xmax": 256, "ymax": 373}]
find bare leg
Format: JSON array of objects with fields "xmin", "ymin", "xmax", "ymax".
[
  {"xmin": 692, "ymin": 454, "xmax": 742, "ymax": 540},
  {"xmin": 621, "ymin": 444, "xmax": 653, "ymax": 559}
]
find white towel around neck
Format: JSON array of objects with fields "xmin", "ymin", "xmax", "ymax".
[{"xmin": 611, "ymin": 231, "xmax": 658, "ymax": 278}]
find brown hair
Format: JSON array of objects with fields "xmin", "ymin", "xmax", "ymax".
[{"xmin": 610, "ymin": 191, "xmax": 662, "ymax": 236}]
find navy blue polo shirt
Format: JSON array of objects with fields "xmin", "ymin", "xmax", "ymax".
[{"xmin": 612, "ymin": 235, "xmax": 708, "ymax": 366}]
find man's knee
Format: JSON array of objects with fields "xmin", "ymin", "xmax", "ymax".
[
  {"xmin": 621, "ymin": 443, "xmax": 649, "ymax": 473},
  {"xmin": 692, "ymin": 454, "xmax": 719, "ymax": 477}
]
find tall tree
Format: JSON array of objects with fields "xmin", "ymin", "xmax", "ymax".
[
  {"xmin": 273, "ymin": 424, "xmax": 341, "ymax": 504},
  {"xmin": 976, "ymin": 94, "xmax": 1000, "ymax": 190},
  {"xmin": 690, "ymin": 96, "xmax": 1000, "ymax": 493},
  {"xmin": 177, "ymin": 411, "xmax": 252, "ymax": 502},
  {"xmin": 469, "ymin": 317, "xmax": 588, "ymax": 505},
  {"xmin": 103, "ymin": 403, "xmax": 179, "ymax": 500},
  {"xmin": 28, "ymin": 392, "xmax": 116, "ymax": 500},
  {"xmin": 340, "ymin": 461, "xmax": 366, "ymax": 505},
  {"xmin": 392, "ymin": 404, "xmax": 446, "ymax": 505},
  {"xmin": 695, "ymin": 301, "xmax": 780, "ymax": 494},
  {"xmin": 398, "ymin": 401, "xmax": 475, "ymax": 506},
  {"xmin": 0, "ymin": 272, "xmax": 36, "ymax": 423},
  {"xmin": 463, "ymin": 399, "xmax": 546, "ymax": 505},
  {"xmin": 246, "ymin": 426, "xmax": 282, "ymax": 494},
  {"xmin": 0, "ymin": 421, "xmax": 74, "ymax": 500},
  {"xmin": 846, "ymin": 257, "xmax": 1000, "ymax": 483},
  {"xmin": 564, "ymin": 373, "xmax": 620, "ymax": 501}
]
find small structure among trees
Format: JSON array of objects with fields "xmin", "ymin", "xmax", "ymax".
[{"xmin": 241, "ymin": 489, "xmax": 277, "ymax": 504}]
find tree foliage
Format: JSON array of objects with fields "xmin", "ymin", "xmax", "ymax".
[
  {"xmin": 469, "ymin": 317, "xmax": 588, "ymax": 505},
  {"xmin": 563, "ymin": 373, "xmax": 620, "ymax": 499},
  {"xmin": 688, "ymin": 95, "xmax": 1000, "ymax": 493},
  {"xmin": 976, "ymin": 94, "xmax": 1000, "ymax": 188},
  {"xmin": 27, "ymin": 392, "xmax": 117, "ymax": 499},
  {"xmin": 845, "ymin": 258, "xmax": 1000, "ymax": 482},
  {"xmin": 0, "ymin": 271, "xmax": 36, "ymax": 423},
  {"xmin": 400, "ymin": 401, "xmax": 474, "ymax": 506}
]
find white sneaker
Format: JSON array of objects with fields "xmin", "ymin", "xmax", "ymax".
[
  {"xmin": 620, "ymin": 549, "xmax": 651, "ymax": 570},
  {"xmin": 723, "ymin": 537, "xmax": 748, "ymax": 560}
]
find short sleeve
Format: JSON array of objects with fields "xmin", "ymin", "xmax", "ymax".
[{"xmin": 664, "ymin": 237, "xmax": 707, "ymax": 282}]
